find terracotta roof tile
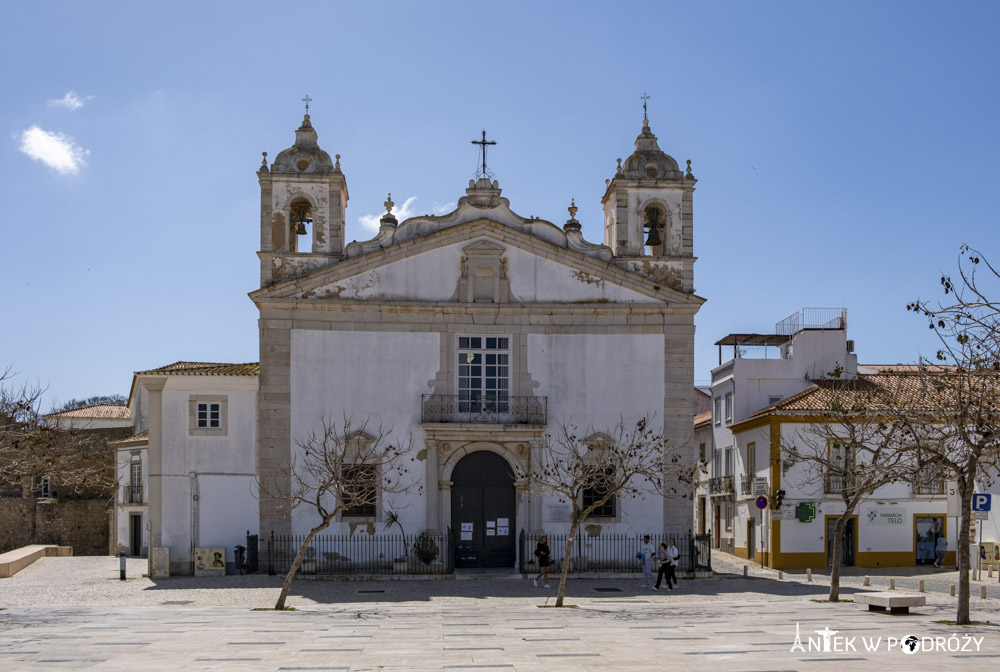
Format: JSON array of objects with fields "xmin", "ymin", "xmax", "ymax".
[
  {"xmin": 45, "ymin": 404, "xmax": 131, "ymax": 420},
  {"xmin": 136, "ymin": 361, "xmax": 260, "ymax": 377},
  {"xmin": 694, "ymin": 411, "xmax": 712, "ymax": 427},
  {"xmin": 109, "ymin": 430, "xmax": 148, "ymax": 446}
]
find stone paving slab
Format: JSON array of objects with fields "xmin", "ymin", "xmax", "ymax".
[
  {"xmin": 1, "ymin": 598, "xmax": 997, "ymax": 671},
  {"xmin": 2, "ymin": 555, "xmax": 1000, "ymax": 670}
]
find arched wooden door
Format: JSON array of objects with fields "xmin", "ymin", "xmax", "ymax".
[{"xmin": 451, "ymin": 451, "xmax": 516, "ymax": 568}]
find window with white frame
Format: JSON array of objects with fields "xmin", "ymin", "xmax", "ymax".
[
  {"xmin": 39, "ymin": 475, "xmax": 51, "ymax": 498},
  {"xmin": 724, "ymin": 392, "xmax": 733, "ymax": 424},
  {"xmin": 714, "ymin": 396, "xmax": 722, "ymax": 425},
  {"xmin": 713, "ymin": 447, "xmax": 722, "ymax": 477},
  {"xmin": 724, "ymin": 446, "xmax": 733, "ymax": 476},
  {"xmin": 189, "ymin": 396, "xmax": 228, "ymax": 435},
  {"xmin": 129, "ymin": 462, "xmax": 142, "ymax": 504},
  {"xmin": 457, "ymin": 336, "xmax": 510, "ymax": 413}
]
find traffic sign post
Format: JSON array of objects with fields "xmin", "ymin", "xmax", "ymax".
[{"xmin": 972, "ymin": 496, "xmax": 991, "ymax": 580}]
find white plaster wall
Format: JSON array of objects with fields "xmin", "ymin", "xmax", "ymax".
[
  {"xmin": 156, "ymin": 376, "xmax": 258, "ymax": 567},
  {"xmin": 289, "ymin": 330, "xmax": 439, "ymax": 536},
  {"xmin": 775, "ymin": 425, "xmax": 954, "ymax": 556},
  {"xmin": 528, "ymin": 333, "xmax": 665, "ymax": 533},
  {"xmin": 504, "ymin": 245, "xmax": 656, "ymax": 303},
  {"xmin": 197, "ymin": 474, "xmax": 258, "ymax": 565},
  {"xmin": 306, "ymin": 238, "xmax": 656, "ymax": 303}
]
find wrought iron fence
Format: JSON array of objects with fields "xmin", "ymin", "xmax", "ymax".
[
  {"xmin": 121, "ymin": 484, "xmax": 144, "ymax": 504},
  {"xmin": 421, "ymin": 394, "xmax": 547, "ymax": 425},
  {"xmin": 740, "ymin": 474, "xmax": 754, "ymax": 496},
  {"xmin": 709, "ymin": 476, "xmax": 734, "ymax": 495},
  {"xmin": 826, "ymin": 475, "xmax": 843, "ymax": 494},
  {"xmin": 518, "ymin": 531, "xmax": 711, "ymax": 574},
  {"xmin": 268, "ymin": 531, "xmax": 451, "ymax": 576}
]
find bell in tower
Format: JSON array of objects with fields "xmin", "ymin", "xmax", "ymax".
[
  {"xmin": 257, "ymin": 101, "xmax": 349, "ymax": 287},
  {"xmin": 601, "ymin": 94, "xmax": 697, "ymax": 292}
]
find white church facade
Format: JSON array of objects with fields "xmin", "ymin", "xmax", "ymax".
[{"xmin": 116, "ymin": 112, "xmax": 704, "ymax": 575}]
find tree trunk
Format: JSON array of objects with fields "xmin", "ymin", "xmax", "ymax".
[
  {"xmin": 828, "ymin": 512, "xmax": 849, "ymax": 602},
  {"xmin": 274, "ymin": 521, "xmax": 329, "ymax": 610},
  {"xmin": 956, "ymin": 470, "xmax": 977, "ymax": 625},
  {"xmin": 555, "ymin": 524, "xmax": 579, "ymax": 608}
]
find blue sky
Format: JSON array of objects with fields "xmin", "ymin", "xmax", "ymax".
[{"xmin": 3, "ymin": 1, "xmax": 998, "ymax": 407}]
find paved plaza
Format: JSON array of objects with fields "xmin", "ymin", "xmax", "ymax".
[{"xmin": 2, "ymin": 554, "xmax": 999, "ymax": 670}]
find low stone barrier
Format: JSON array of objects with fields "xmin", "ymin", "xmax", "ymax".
[{"xmin": 0, "ymin": 544, "xmax": 72, "ymax": 578}]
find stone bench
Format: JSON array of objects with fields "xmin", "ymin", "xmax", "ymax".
[
  {"xmin": 0, "ymin": 545, "xmax": 72, "ymax": 578},
  {"xmin": 855, "ymin": 591, "xmax": 926, "ymax": 615}
]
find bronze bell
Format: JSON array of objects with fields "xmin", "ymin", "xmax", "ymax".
[
  {"xmin": 296, "ymin": 209, "xmax": 311, "ymax": 235},
  {"xmin": 644, "ymin": 208, "xmax": 662, "ymax": 247}
]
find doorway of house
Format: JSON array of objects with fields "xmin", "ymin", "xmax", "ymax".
[
  {"xmin": 747, "ymin": 519, "xmax": 756, "ymax": 560},
  {"xmin": 129, "ymin": 513, "xmax": 142, "ymax": 557},
  {"xmin": 826, "ymin": 517, "xmax": 855, "ymax": 566},
  {"xmin": 451, "ymin": 451, "xmax": 516, "ymax": 568},
  {"xmin": 714, "ymin": 504, "xmax": 721, "ymax": 548}
]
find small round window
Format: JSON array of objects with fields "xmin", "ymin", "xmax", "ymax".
[
  {"xmin": 296, "ymin": 158, "xmax": 310, "ymax": 171},
  {"xmin": 645, "ymin": 163, "xmax": 657, "ymax": 177}
]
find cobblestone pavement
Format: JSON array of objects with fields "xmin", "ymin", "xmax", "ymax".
[{"xmin": 1, "ymin": 554, "xmax": 998, "ymax": 670}]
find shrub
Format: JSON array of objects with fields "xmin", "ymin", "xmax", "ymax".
[{"xmin": 413, "ymin": 532, "xmax": 440, "ymax": 565}]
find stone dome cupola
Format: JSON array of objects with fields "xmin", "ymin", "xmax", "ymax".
[
  {"xmin": 270, "ymin": 114, "xmax": 337, "ymax": 174},
  {"xmin": 621, "ymin": 119, "xmax": 683, "ymax": 180}
]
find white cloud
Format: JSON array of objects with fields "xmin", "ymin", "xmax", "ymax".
[
  {"xmin": 15, "ymin": 126, "xmax": 89, "ymax": 175},
  {"xmin": 48, "ymin": 91, "xmax": 93, "ymax": 111},
  {"xmin": 357, "ymin": 197, "xmax": 458, "ymax": 235}
]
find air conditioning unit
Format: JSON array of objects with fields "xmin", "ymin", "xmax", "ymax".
[{"xmin": 846, "ymin": 339, "xmax": 855, "ymax": 353}]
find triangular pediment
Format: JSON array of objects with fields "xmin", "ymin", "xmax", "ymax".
[{"xmin": 251, "ymin": 219, "xmax": 704, "ymax": 307}]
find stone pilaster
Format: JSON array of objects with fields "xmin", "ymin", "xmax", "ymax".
[{"xmin": 141, "ymin": 376, "xmax": 167, "ymax": 577}]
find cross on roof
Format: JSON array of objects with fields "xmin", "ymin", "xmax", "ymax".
[
  {"xmin": 302, "ymin": 94, "xmax": 312, "ymax": 114},
  {"xmin": 641, "ymin": 92, "xmax": 650, "ymax": 120},
  {"xmin": 471, "ymin": 129, "xmax": 497, "ymax": 179}
]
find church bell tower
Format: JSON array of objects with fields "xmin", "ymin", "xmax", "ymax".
[
  {"xmin": 602, "ymin": 111, "xmax": 697, "ymax": 292},
  {"xmin": 257, "ymin": 111, "xmax": 348, "ymax": 287}
]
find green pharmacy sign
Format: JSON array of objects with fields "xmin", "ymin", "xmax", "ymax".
[{"xmin": 795, "ymin": 502, "xmax": 816, "ymax": 523}]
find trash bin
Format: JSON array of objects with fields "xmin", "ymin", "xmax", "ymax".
[{"xmin": 235, "ymin": 545, "xmax": 246, "ymax": 575}]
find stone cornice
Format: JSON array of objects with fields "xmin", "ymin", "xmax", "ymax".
[{"xmin": 251, "ymin": 219, "xmax": 705, "ymax": 306}]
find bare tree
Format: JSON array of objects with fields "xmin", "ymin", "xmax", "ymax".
[
  {"xmin": 516, "ymin": 416, "xmax": 692, "ymax": 607},
  {"xmin": 782, "ymin": 373, "xmax": 916, "ymax": 601},
  {"xmin": 904, "ymin": 245, "xmax": 1000, "ymax": 625},
  {"xmin": 0, "ymin": 367, "xmax": 116, "ymax": 497},
  {"xmin": 258, "ymin": 415, "xmax": 417, "ymax": 610}
]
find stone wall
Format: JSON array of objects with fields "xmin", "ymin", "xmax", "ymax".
[{"xmin": 0, "ymin": 497, "xmax": 112, "ymax": 556}]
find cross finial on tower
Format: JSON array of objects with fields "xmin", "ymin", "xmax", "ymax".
[
  {"xmin": 302, "ymin": 94, "xmax": 312, "ymax": 114},
  {"xmin": 641, "ymin": 92, "xmax": 651, "ymax": 121},
  {"xmin": 471, "ymin": 129, "xmax": 497, "ymax": 179}
]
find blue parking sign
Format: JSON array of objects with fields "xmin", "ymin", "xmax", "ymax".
[{"xmin": 973, "ymin": 493, "xmax": 992, "ymax": 511}]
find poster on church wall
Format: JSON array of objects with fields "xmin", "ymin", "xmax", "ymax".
[
  {"xmin": 544, "ymin": 502, "xmax": 571, "ymax": 523},
  {"xmin": 194, "ymin": 547, "xmax": 226, "ymax": 576}
]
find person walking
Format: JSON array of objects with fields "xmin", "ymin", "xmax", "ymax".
[
  {"xmin": 640, "ymin": 535, "xmax": 656, "ymax": 587},
  {"xmin": 652, "ymin": 542, "xmax": 669, "ymax": 590},
  {"xmin": 935, "ymin": 535, "xmax": 948, "ymax": 568},
  {"xmin": 533, "ymin": 535, "xmax": 551, "ymax": 588}
]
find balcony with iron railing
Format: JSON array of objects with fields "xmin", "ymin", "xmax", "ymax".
[
  {"xmin": 775, "ymin": 308, "xmax": 847, "ymax": 336},
  {"xmin": 709, "ymin": 476, "xmax": 734, "ymax": 495},
  {"xmin": 740, "ymin": 474, "xmax": 754, "ymax": 496},
  {"xmin": 121, "ymin": 484, "xmax": 145, "ymax": 505},
  {"xmin": 914, "ymin": 478, "xmax": 946, "ymax": 496},
  {"xmin": 825, "ymin": 475, "xmax": 843, "ymax": 495},
  {"xmin": 421, "ymin": 395, "xmax": 547, "ymax": 425}
]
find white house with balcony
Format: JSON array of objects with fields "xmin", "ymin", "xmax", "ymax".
[{"xmin": 695, "ymin": 308, "xmax": 856, "ymax": 557}]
